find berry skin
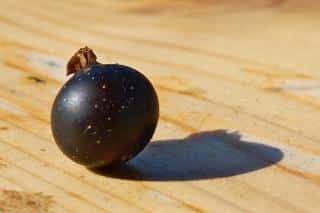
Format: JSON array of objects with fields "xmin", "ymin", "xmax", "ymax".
[{"xmin": 51, "ymin": 48, "xmax": 159, "ymax": 168}]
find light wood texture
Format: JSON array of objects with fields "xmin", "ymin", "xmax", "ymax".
[{"xmin": 0, "ymin": 0, "xmax": 320, "ymax": 212}]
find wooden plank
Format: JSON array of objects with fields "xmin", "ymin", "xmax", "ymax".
[{"xmin": 0, "ymin": 0, "xmax": 320, "ymax": 212}]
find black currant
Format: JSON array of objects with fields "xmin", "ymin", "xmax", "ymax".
[{"xmin": 51, "ymin": 47, "xmax": 159, "ymax": 168}]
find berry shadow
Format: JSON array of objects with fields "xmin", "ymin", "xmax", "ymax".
[{"xmin": 92, "ymin": 130, "xmax": 283, "ymax": 181}]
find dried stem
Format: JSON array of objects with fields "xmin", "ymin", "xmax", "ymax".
[{"xmin": 66, "ymin": 46, "xmax": 99, "ymax": 76}]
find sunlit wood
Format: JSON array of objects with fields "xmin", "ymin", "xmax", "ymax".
[{"xmin": 0, "ymin": 0, "xmax": 319, "ymax": 212}]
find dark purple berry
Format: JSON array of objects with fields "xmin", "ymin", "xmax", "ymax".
[{"xmin": 51, "ymin": 47, "xmax": 159, "ymax": 168}]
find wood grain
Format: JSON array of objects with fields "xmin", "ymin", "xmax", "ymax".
[{"xmin": 0, "ymin": 0, "xmax": 320, "ymax": 212}]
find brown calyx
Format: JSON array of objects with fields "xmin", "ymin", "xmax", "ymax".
[{"xmin": 66, "ymin": 46, "xmax": 99, "ymax": 76}]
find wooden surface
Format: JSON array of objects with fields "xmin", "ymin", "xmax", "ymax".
[{"xmin": 0, "ymin": 0, "xmax": 320, "ymax": 212}]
